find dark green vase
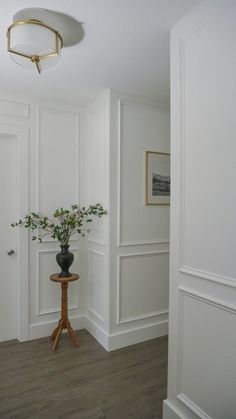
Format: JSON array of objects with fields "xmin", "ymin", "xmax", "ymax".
[{"xmin": 56, "ymin": 245, "xmax": 74, "ymax": 277}]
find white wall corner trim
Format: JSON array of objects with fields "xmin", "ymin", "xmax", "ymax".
[{"xmin": 85, "ymin": 315, "xmax": 109, "ymax": 351}]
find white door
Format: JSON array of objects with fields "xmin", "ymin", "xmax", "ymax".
[
  {"xmin": 0, "ymin": 134, "xmax": 18, "ymax": 340},
  {"xmin": 0, "ymin": 124, "xmax": 29, "ymax": 342}
]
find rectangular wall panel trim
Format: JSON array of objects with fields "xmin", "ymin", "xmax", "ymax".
[
  {"xmin": 117, "ymin": 251, "xmax": 169, "ymax": 324},
  {"xmin": 88, "ymin": 239, "xmax": 106, "ymax": 246},
  {"xmin": 36, "ymin": 106, "xmax": 79, "ymax": 217},
  {"xmin": 88, "ymin": 249, "xmax": 105, "ymax": 322},
  {"xmin": 119, "ymin": 239, "xmax": 170, "ymax": 247},
  {"xmin": 177, "ymin": 286, "xmax": 236, "ymax": 408},
  {"xmin": 117, "ymin": 98, "xmax": 170, "ymax": 247},
  {"xmin": 0, "ymin": 99, "xmax": 30, "ymax": 119},
  {"xmin": 119, "ymin": 309, "xmax": 169, "ymax": 325},
  {"xmin": 180, "ymin": 266, "xmax": 236, "ymax": 288}
]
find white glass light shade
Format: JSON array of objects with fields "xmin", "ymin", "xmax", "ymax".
[{"xmin": 8, "ymin": 20, "xmax": 62, "ymax": 73}]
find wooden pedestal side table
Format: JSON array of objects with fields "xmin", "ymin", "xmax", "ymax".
[{"xmin": 50, "ymin": 273, "xmax": 79, "ymax": 351}]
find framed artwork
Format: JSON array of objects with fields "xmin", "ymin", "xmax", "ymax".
[{"xmin": 145, "ymin": 151, "xmax": 170, "ymax": 205}]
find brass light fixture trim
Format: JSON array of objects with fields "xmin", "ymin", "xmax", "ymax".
[{"xmin": 7, "ymin": 19, "xmax": 63, "ymax": 74}]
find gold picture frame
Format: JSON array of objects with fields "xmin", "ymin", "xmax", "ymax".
[{"xmin": 145, "ymin": 151, "xmax": 170, "ymax": 205}]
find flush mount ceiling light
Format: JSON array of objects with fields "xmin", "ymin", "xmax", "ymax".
[
  {"xmin": 6, "ymin": 8, "xmax": 84, "ymax": 75},
  {"xmin": 7, "ymin": 19, "xmax": 62, "ymax": 74}
]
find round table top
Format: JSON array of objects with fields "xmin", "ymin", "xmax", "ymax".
[{"xmin": 50, "ymin": 273, "xmax": 79, "ymax": 283}]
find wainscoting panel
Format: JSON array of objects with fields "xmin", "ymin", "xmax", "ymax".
[
  {"xmin": 88, "ymin": 250, "xmax": 105, "ymax": 322},
  {"xmin": 0, "ymin": 98, "xmax": 29, "ymax": 119},
  {"xmin": 177, "ymin": 287, "xmax": 236, "ymax": 419},
  {"xmin": 37, "ymin": 107, "xmax": 79, "ymax": 215},
  {"xmin": 118, "ymin": 252, "xmax": 169, "ymax": 324},
  {"xmin": 178, "ymin": 5, "xmax": 236, "ymax": 281}
]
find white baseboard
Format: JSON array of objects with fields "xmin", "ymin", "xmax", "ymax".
[
  {"xmin": 163, "ymin": 399, "xmax": 190, "ymax": 419},
  {"xmin": 86, "ymin": 316, "xmax": 168, "ymax": 351},
  {"xmin": 28, "ymin": 315, "xmax": 168, "ymax": 352},
  {"xmin": 108, "ymin": 320, "xmax": 168, "ymax": 351},
  {"xmin": 29, "ymin": 315, "xmax": 87, "ymax": 340},
  {"xmin": 85, "ymin": 316, "xmax": 109, "ymax": 350}
]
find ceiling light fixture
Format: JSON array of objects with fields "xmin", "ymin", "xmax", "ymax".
[{"xmin": 7, "ymin": 18, "xmax": 63, "ymax": 74}]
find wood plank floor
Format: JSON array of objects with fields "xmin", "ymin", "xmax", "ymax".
[{"xmin": 0, "ymin": 330, "xmax": 168, "ymax": 419}]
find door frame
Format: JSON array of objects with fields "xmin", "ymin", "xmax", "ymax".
[{"xmin": 0, "ymin": 123, "xmax": 29, "ymax": 341}]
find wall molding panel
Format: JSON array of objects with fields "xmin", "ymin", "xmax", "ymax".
[
  {"xmin": 176, "ymin": 2, "xmax": 236, "ymax": 278},
  {"xmin": 36, "ymin": 106, "xmax": 80, "ymax": 216},
  {"xmin": 176, "ymin": 286, "xmax": 236, "ymax": 417},
  {"xmin": 88, "ymin": 249, "xmax": 106, "ymax": 323},
  {"xmin": 118, "ymin": 309, "xmax": 169, "ymax": 325},
  {"xmin": 119, "ymin": 239, "xmax": 170, "ymax": 247},
  {"xmin": 117, "ymin": 98, "xmax": 170, "ymax": 247},
  {"xmin": 117, "ymin": 251, "xmax": 169, "ymax": 324},
  {"xmin": 0, "ymin": 98, "xmax": 30, "ymax": 119},
  {"xmin": 179, "ymin": 266, "xmax": 236, "ymax": 289},
  {"xmin": 88, "ymin": 239, "xmax": 106, "ymax": 247}
]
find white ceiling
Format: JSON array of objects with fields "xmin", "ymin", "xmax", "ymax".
[{"xmin": 0, "ymin": 0, "xmax": 202, "ymax": 106}]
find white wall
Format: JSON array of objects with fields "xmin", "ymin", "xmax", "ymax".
[
  {"xmin": 0, "ymin": 87, "xmax": 170, "ymax": 350},
  {"xmin": 0, "ymin": 94, "xmax": 87, "ymax": 340},
  {"xmin": 164, "ymin": 1, "xmax": 236, "ymax": 418},
  {"xmin": 85, "ymin": 89, "xmax": 170, "ymax": 350}
]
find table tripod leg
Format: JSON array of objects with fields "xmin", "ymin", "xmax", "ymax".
[
  {"xmin": 66, "ymin": 319, "xmax": 79, "ymax": 347},
  {"xmin": 51, "ymin": 323, "xmax": 60, "ymax": 341},
  {"xmin": 52, "ymin": 320, "xmax": 63, "ymax": 351}
]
